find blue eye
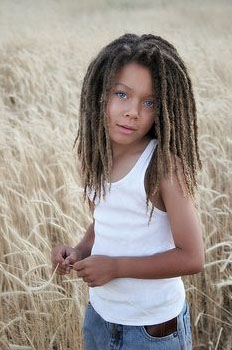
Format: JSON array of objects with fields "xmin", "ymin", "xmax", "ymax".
[
  {"xmin": 115, "ymin": 91, "xmax": 127, "ymax": 99},
  {"xmin": 114, "ymin": 91, "xmax": 155, "ymax": 108},
  {"xmin": 145, "ymin": 100, "xmax": 155, "ymax": 108}
]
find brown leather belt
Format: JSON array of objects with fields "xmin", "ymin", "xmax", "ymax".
[{"xmin": 144, "ymin": 316, "xmax": 177, "ymax": 337}]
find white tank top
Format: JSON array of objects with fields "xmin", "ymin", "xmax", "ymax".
[{"xmin": 87, "ymin": 138, "xmax": 185, "ymax": 325}]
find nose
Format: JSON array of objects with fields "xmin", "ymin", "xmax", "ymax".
[{"xmin": 124, "ymin": 99, "xmax": 139, "ymax": 119}]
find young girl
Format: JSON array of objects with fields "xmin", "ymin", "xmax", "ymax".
[{"xmin": 51, "ymin": 33, "xmax": 205, "ymax": 349}]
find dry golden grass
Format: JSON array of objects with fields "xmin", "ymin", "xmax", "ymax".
[{"xmin": 0, "ymin": 0, "xmax": 231, "ymax": 349}]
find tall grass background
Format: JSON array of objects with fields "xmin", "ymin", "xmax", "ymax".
[{"xmin": 0, "ymin": 0, "xmax": 231, "ymax": 349}]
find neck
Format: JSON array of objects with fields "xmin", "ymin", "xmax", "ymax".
[{"xmin": 111, "ymin": 137, "xmax": 152, "ymax": 160}]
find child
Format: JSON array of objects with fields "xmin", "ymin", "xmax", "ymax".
[{"xmin": 51, "ymin": 33, "xmax": 205, "ymax": 349}]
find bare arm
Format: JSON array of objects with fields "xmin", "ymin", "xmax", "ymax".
[
  {"xmin": 74, "ymin": 200, "xmax": 95, "ymax": 259},
  {"xmin": 74, "ymin": 220, "xmax": 95, "ymax": 259},
  {"xmin": 51, "ymin": 220, "xmax": 95, "ymax": 274},
  {"xmin": 51, "ymin": 202, "xmax": 95, "ymax": 274},
  {"xmin": 114, "ymin": 156, "xmax": 205, "ymax": 279},
  {"xmin": 73, "ymin": 160, "xmax": 204, "ymax": 287}
]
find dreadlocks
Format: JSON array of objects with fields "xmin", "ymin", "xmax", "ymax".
[{"xmin": 73, "ymin": 33, "xmax": 202, "ymax": 224}]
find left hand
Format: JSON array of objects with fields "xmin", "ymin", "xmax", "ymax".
[{"xmin": 73, "ymin": 255, "xmax": 117, "ymax": 287}]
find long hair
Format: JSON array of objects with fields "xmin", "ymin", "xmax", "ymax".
[{"xmin": 73, "ymin": 33, "xmax": 202, "ymax": 223}]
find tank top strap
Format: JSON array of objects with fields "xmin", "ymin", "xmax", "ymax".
[
  {"xmin": 87, "ymin": 138, "xmax": 158, "ymax": 201},
  {"xmin": 135, "ymin": 138, "xmax": 158, "ymax": 174},
  {"xmin": 105, "ymin": 138, "xmax": 158, "ymax": 187}
]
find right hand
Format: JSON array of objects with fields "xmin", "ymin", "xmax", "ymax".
[{"xmin": 51, "ymin": 244, "xmax": 83, "ymax": 275}]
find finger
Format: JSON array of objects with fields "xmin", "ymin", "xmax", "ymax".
[
  {"xmin": 52, "ymin": 261, "xmax": 64, "ymax": 270},
  {"xmin": 56, "ymin": 270, "xmax": 66, "ymax": 275},
  {"xmin": 52, "ymin": 257, "xmax": 64, "ymax": 270},
  {"xmin": 53, "ymin": 267, "xmax": 66, "ymax": 275},
  {"xmin": 64, "ymin": 257, "xmax": 70, "ymax": 265},
  {"xmin": 52, "ymin": 263, "xmax": 60, "ymax": 271},
  {"xmin": 52, "ymin": 263, "xmax": 67, "ymax": 275},
  {"xmin": 56, "ymin": 266, "xmax": 71, "ymax": 275},
  {"xmin": 87, "ymin": 281, "xmax": 95, "ymax": 287},
  {"xmin": 73, "ymin": 262, "xmax": 84, "ymax": 271},
  {"xmin": 64, "ymin": 258, "xmax": 75, "ymax": 267},
  {"xmin": 64, "ymin": 266, "xmax": 72, "ymax": 274},
  {"xmin": 83, "ymin": 276, "xmax": 92, "ymax": 283},
  {"xmin": 65, "ymin": 254, "xmax": 76, "ymax": 265},
  {"xmin": 56, "ymin": 255, "xmax": 65, "ymax": 265},
  {"xmin": 54, "ymin": 246, "xmax": 68, "ymax": 264},
  {"xmin": 76, "ymin": 271, "xmax": 86, "ymax": 278}
]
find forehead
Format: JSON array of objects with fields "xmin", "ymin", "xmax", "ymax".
[
  {"xmin": 114, "ymin": 62, "xmax": 152, "ymax": 78},
  {"xmin": 112, "ymin": 62, "xmax": 155, "ymax": 95}
]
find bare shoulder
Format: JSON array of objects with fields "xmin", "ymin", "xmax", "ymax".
[
  {"xmin": 146, "ymin": 153, "xmax": 190, "ymax": 211},
  {"xmin": 160, "ymin": 153, "xmax": 188, "ymax": 198},
  {"xmin": 89, "ymin": 200, "xmax": 95, "ymax": 216},
  {"xmin": 159, "ymin": 153, "xmax": 204, "ymax": 265}
]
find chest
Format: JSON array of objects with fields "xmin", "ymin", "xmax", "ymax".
[
  {"xmin": 110, "ymin": 153, "xmax": 139, "ymax": 183},
  {"xmin": 110, "ymin": 156, "xmax": 166, "ymax": 212}
]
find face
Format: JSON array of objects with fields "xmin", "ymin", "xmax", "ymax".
[{"xmin": 106, "ymin": 62, "xmax": 157, "ymax": 150}]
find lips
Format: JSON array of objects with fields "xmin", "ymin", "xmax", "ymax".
[{"xmin": 118, "ymin": 124, "xmax": 136, "ymax": 131}]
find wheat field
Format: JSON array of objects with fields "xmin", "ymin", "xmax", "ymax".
[{"xmin": 0, "ymin": 0, "xmax": 231, "ymax": 349}]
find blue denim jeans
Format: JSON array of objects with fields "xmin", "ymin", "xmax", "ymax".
[{"xmin": 83, "ymin": 299, "xmax": 192, "ymax": 349}]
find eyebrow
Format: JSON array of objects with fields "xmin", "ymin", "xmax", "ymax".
[{"xmin": 113, "ymin": 82, "xmax": 156, "ymax": 98}]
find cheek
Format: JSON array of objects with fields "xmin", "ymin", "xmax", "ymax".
[
  {"xmin": 141, "ymin": 112, "xmax": 155, "ymax": 126},
  {"xmin": 141, "ymin": 117, "xmax": 155, "ymax": 133},
  {"xmin": 106, "ymin": 100, "xmax": 120, "ymax": 121}
]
